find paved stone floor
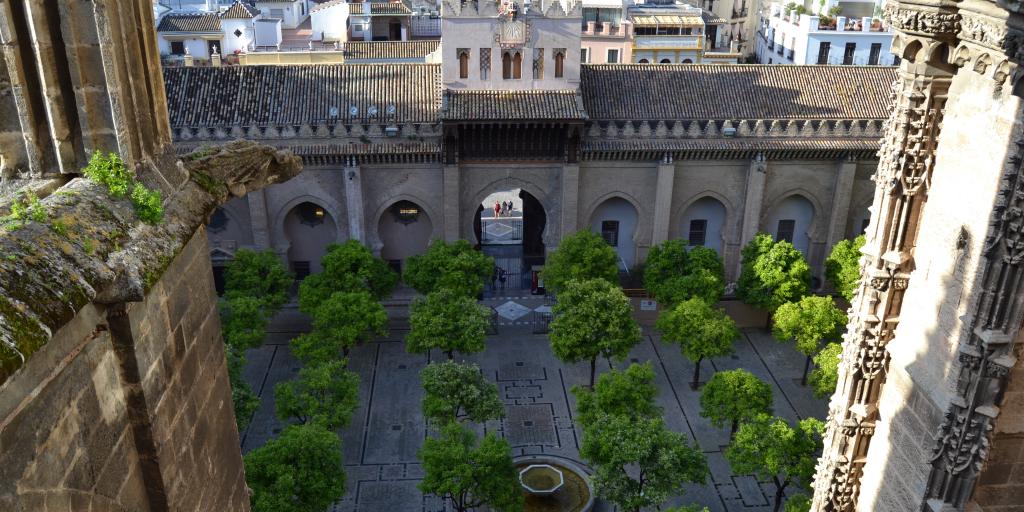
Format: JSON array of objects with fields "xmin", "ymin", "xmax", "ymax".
[{"xmin": 240, "ymin": 300, "xmax": 827, "ymax": 511}]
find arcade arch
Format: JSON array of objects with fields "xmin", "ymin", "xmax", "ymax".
[
  {"xmin": 763, "ymin": 194, "xmax": 815, "ymax": 255},
  {"xmin": 283, "ymin": 201, "xmax": 338, "ymax": 277},
  {"xmin": 589, "ymin": 196, "xmax": 639, "ymax": 271},
  {"xmin": 474, "ymin": 188, "xmax": 547, "ymax": 289},
  {"xmin": 377, "ymin": 199, "xmax": 433, "ymax": 274},
  {"xmin": 679, "ymin": 196, "xmax": 727, "ymax": 254}
]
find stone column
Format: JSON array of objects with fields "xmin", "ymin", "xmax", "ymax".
[
  {"xmin": 811, "ymin": 23, "xmax": 954, "ymax": 510},
  {"xmin": 344, "ymin": 158, "xmax": 365, "ymax": 243},
  {"xmin": 247, "ymin": 189, "xmax": 271, "ymax": 249},
  {"xmin": 443, "ymin": 164, "xmax": 460, "ymax": 241},
  {"xmin": 737, "ymin": 153, "xmax": 767, "ymax": 274},
  {"xmin": 824, "ymin": 156, "xmax": 857, "ymax": 252},
  {"xmin": 560, "ymin": 163, "xmax": 580, "ymax": 240},
  {"xmin": 651, "ymin": 154, "xmax": 676, "ymax": 246}
]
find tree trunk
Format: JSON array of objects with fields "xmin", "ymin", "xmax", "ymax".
[
  {"xmin": 342, "ymin": 346, "xmax": 350, "ymax": 357},
  {"xmin": 730, "ymin": 419, "xmax": 738, "ymax": 438},
  {"xmin": 692, "ymin": 357, "xmax": 703, "ymax": 389},
  {"xmin": 801, "ymin": 354, "xmax": 812, "ymax": 386},
  {"xmin": 447, "ymin": 349, "xmax": 454, "ymax": 360},
  {"xmin": 589, "ymin": 357, "xmax": 597, "ymax": 388},
  {"xmin": 772, "ymin": 476, "xmax": 788, "ymax": 512}
]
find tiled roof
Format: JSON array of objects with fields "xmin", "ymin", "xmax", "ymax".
[
  {"xmin": 311, "ymin": 0, "xmax": 346, "ymax": 12},
  {"xmin": 442, "ymin": 90, "xmax": 588, "ymax": 121},
  {"xmin": 584, "ymin": 138, "xmax": 881, "ymax": 152},
  {"xmin": 349, "ymin": 2, "xmax": 413, "ymax": 15},
  {"xmin": 580, "ymin": 64, "xmax": 896, "ymax": 120},
  {"xmin": 222, "ymin": 1, "xmax": 260, "ymax": 18},
  {"xmin": 157, "ymin": 12, "xmax": 222, "ymax": 32},
  {"xmin": 163, "ymin": 64, "xmax": 442, "ymax": 126},
  {"xmin": 344, "ymin": 40, "xmax": 440, "ymax": 60},
  {"xmin": 631, "ymin": 15, "xmax": 703, "ymax": 26}
]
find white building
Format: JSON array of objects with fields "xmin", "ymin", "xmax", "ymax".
[
  {"xmin": 310, "ymin": 0, "xmax": 350, "ymax": 42},
  {"xmin": 156, "ymin": 0, "xmax": 261, "ymax": 60},
  {"xmin": 627, "ymin": 0, "xmax": 737, "ymax": 64},
  {"xmin": 755, "ymin": 1, "xmax": 895, "ymax": 65},
  {"xmin": 255, "ymin": 0, "xmax": 311, "ymax": 29},
  {"xmin": 349, "ymin": 2, "xmax": 414, "ymax": 41}
]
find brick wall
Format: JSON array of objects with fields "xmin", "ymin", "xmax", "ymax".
[{"xmin": 0, "ymin": 229, "xmax": 249, "ymax": 512}]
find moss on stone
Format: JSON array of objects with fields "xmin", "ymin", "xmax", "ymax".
[{"xmin": 191, "ymin": 170, "xmax": 228, "ymax": 197}]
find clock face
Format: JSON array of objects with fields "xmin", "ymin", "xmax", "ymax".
[
  {"xmin": 349, "ymin": 105, "xmax": 359, "ymax": 116},
  {"xmin": 386, "ymin": 104, "xmax": 396, "ymax": 115},
  {"xmin": 368, "ymin": 106, "xmax": 379, "ymax": 116}
]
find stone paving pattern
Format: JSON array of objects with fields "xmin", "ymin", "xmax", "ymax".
[{"xmin": 240, "ymin": 295, "xmax": 827, "ymax": 511}]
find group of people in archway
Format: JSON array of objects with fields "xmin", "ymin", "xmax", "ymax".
[{"xmin": 493, "ymin": 200, "xmax": 515, "ymax": 217}]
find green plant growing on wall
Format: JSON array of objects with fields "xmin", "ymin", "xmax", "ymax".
[
  {"xmin": 82, "ymin": 152, "xmax": 163, "ymax": 225},
  {"xmin": 1, "ymin": 190, "xmax": 48, "ymax": 230}
]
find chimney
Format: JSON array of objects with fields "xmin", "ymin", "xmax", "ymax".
[
  {"xmin": 861, "ymin": 16, "xmax": 871, "ymax": 31},
  {"xmin": 836, "ymin": 16, "xmax": 846, "ymax": 31}
]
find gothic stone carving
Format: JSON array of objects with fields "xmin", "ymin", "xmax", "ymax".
[
  {"xmin": 811, "ymin": 66, "xmax": 951, "ymax": 511},
  {"xmin": 883, "ymin": 5, "xmax": 960, "ymax": 36},
  {"xmin": 924, "ymin": 134, "xmax": 1024, "ymax": 508}
]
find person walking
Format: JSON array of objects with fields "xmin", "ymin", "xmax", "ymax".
[{"xmin": 494, "ymin": 201, "xmax": 501, "ymax": 218}]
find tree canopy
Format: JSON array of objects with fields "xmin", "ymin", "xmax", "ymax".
[
  {"xmin": 274, "ymin": 360, "xmax": 360, "ymax": 430},
  {"xmin": 244, "ymin": 424, "xmax": 346, "ymax": 512},
  {"xmin": 406, "ymin": 288, "xmax": 491, "ymax": 359},
  {"xmin": 418, "ymin": 422, "xmax": 523, "ymax": 512},
  {"xmin": 809, "ymin": 342, "xmax": 842, "ymax": 399},
  {"xmin": 220, "ymin": 296, "xmax": 269, "ymax": 350},
  {"xmin": 298, "ymin": 240, "xmax": 398, "ymax": 313},
  {"xmin": 825, "ymin": 235, "xmax": 865, "ymax": 301},
  {"xmin": 657, "ymin": 298, "xmax": 739, "ymax": 388},
  {"xmin": 421, "ymin": 361, "xmax": 504, "ymax": 425},
  {"xmin": 725, "ymin": 414, "xmax": 825, "ymax": 512},
  {"xmin": 291, "ymin": 290, "xmax": 388, "ymax": 363},
  {"xmin": 784, "ymin": 493, "xmax": 812, "ymax": 512},
  {"xmin": 573, "ymin": 362, "xmax": 661, "ymax": 428},
  {"xmin": 549, "ymin": 278, "xmax": 642, "ymax": 387},
  {"xmin": 226, "ymin": 343, "xmax": 260, "ymax": 432},
  {"xmin": 737, "ymin": 234, "xmax": 811, "ymax": 312},
  {"xmin": 541, "ymin": 230, "xmax": 620, "ymax": 293},
  {"xmin": 224, "ymin": 248, "xmax": 293, "ymax": 313},
  {"xmin": 403, "ymin": 239, "xmax": 494, "ymax": 297},
  {"xmin": 581, "ymin": 414, "xmax": 708, "ymax": 512},
  {"xmin": 644, "ymin": 241, "xmax": 725, "ymax": 306},
  {"xmin": 773, "ymin": 295, "xmax": 847, "ymax": 385},
  {"xmin": 700, "ymin": 369, "xmax": 774, "ymax": 435}
]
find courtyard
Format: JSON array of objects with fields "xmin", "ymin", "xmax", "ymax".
[{"xmin": 239, "ymin": 293, "xmax": 828, "ymax": 512}]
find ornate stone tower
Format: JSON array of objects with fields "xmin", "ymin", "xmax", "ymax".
[
  {"xmin": 812, "ymin": 0, "xmax": 1024, "ymax": 511},
  {"xmin": 440, "ymin": 0, "xmax": 583, "ymax": 90}
]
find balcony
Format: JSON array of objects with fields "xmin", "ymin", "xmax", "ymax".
[
  {"xmin": 582, "ymin": 21, "xmax": 628, "ymax": 37},
  {"xmin": 732, "ymin": 7, "xmax": 748, "ymax": 18},
  {"xmin": 634, "ymin": 35, "xmax": 702, "ymax": 50}
]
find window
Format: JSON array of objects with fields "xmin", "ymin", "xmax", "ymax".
[
  {"xmin": 581, "ymin": 48, "xmax": 589, "ymax": 63},
  {"xmin": 601, "ymin": 221, "xmax": 620, "ymax": 246},
  {"xmin": 533, "ymin": 48, "xmax": 544, "ymax": 79},
  {"xmin": 843, "ymin": 42, "xmax": 856, "ymax": 65},
  {"xmin": 512, "ymin": 51, "xmax": 522, "ymax": 79},
  {"xmin": 639, "ymin": 58, "xmax": 650, "ymax": 63},
  {"xmin": 208, "ymin": 40, "xmax": 220, "ymax": 56},
  {"xmin": 607, "ymin": 48, "xmax": 619, "ymax": 63},
  {"xmin": 868, "ymin": 43, "xmax": 881, "ymax": 65},
  {"xmin": 457, "ymin": 48, "xmax": 469, "ymax": 79},
  {"xmin": 688, "ymin": 219, "xmax": 708, "ymax": 246},
  {"xmin": 776, "ymin": 219, "xmax": 796, "ymax": 243},
  {"xmin": 682, "ymin": 58, "xmax": 693, "ymax": 63},
  {"xmin": 502, "ymin": 51, "xmax": 512, "ymax": 79},
  {"xmin": 817, "ymin": 41, "xmax": 831, "ymax": 64},
  {"xmin": 480, "ymin": 48, "xmax": 491, "ymax": 79},
  {"xmin": 270, "ymin": 8, "xmax": 285, "ymax": 18},
  {"xmin": 893, "ymin": 55, "xmax": 901, "ymax": 65},
  {"xmin": 554, "ymin": 49, "xmax": 565, "ymax": 78},
  {"xmin": 659, "ymin": 58, "xmax": 671, "ymax": 63},
  {"xmin": 170, "ymin": 41, "xmax": 185, "ymax": 55}
]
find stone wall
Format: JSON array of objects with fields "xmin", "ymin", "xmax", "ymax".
[{"xmin": 0, "ymin": 229, "xmax": 249, "ymax": 512}]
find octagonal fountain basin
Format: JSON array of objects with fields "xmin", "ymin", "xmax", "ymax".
[
  {"xmin": 514, "ymin": 456, "xmax": 594, "ymax": 512},
  {"xmin": 520, "ymin": 464, "xmax": 564, "ymax": 496}
]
